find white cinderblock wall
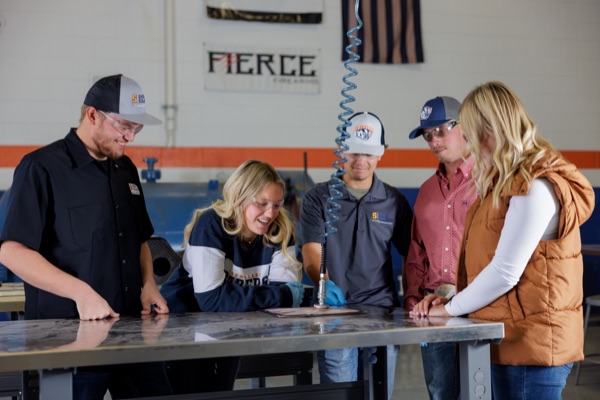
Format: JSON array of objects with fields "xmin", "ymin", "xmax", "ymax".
[{"xmin": 0, "ymin": 0, "xmax": 599, "ymax": 188}]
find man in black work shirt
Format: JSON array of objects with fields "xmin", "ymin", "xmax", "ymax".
[{"xmin": 0, "ymin": 74, "xmax": 171, "ymax": 398}]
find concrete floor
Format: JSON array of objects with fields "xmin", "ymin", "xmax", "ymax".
[{"xmin": 235, "ymin": 323, "xmax": 600, "ymax": 399}]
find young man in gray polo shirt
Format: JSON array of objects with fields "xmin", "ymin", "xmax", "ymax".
[{"xmin": 300, "ymin": 111, "xmax": 412, "ymax": 398}]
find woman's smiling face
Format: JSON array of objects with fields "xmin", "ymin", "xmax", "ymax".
[{"xmin": 242, "ymin": 182, "xmax": 284, "ymax": 238}]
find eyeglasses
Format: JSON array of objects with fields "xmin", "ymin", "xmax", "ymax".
[
  {"xmin": 422, "ymin": 120, "xmax": 460, "ymax": 142},
  {"xmin": 99, "ymin": 111, "xmax": 143, "ymax": 136},
  {"xmin": 251, "ymin": 197, "xmax": 284, "ymax": 212},
  {"xmin": 344, "ymin": 153, "xmax": 379, "ymax": 160}
]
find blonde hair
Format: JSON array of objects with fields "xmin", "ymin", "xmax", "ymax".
[
  {"xmin": 183, "ymin": 160, "xmax": 300, "ymax": 267},
  {"xmin": 460, "ymin": 81, "xmax": 560, "ymax": 207}
]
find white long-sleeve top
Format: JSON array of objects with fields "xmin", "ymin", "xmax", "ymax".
[{"xmin": 446, "ymin": 178, "xmax": 560, "ymax": 316}]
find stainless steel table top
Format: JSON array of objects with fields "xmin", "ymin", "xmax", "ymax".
[{"xmin": 0, "ymin": 307, "xmax": 504, "ymax": 373}]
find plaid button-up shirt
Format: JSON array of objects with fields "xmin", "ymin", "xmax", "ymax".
[{"xmin": 404, "ymin": 158, "xmax": 477, "ymax": 308}]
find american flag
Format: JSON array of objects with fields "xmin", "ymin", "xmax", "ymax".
[{"xmin": 342, "ymin": 0, "xmax": 424, "ymax": 64}]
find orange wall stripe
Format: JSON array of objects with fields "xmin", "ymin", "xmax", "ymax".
[
  {"xmin": 561, "ymin": 151, "xmax": 600, "ymax": 170},
  {"xmin": 1, "ymin": 146, "xmax": 43, "ymax": 167},
  {"xmin": 1, "ymin": 145, "xmax": 600, "ymax": 169}
]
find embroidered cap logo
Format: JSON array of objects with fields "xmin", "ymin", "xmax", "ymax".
[
  {"xmin": 131, "ymin": 94, "xmax": 146, "ymax": 105},
  {"xmin": 355, "ymin": 124, "xmax": 373, "ymax": 141},
  {"xmin": 420, "ymin": 106, "xmax": 432, "ymax": 120}
]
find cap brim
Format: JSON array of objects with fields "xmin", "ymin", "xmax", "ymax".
[
  {"xmin": 408, "ymin": 118, "xmax": 452, "ymax": 139},
  {"xmin": 114, "ymin": 112, "xmax": 162, "ymax": 125},
  {"xmin": 345, "ymin": 143, "xmax": 384, "ymax": 156},
  {"xmin": 409, "ymin": 127, "xmax": 423, "ymax": 139}
]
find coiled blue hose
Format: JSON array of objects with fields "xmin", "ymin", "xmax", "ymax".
[
  {"xmin": 316, "ymin": 0, "xmax": 363, "ymax": 308},
  {"xmin": 324, "ymin": 0, "xmax": 363, "ymax": 238}
]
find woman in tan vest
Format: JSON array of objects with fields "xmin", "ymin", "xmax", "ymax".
[{"xmin": 410, "ymin": 81, "xmax": 595, "ymax": 399}]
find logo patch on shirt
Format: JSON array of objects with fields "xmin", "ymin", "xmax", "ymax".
[
  {"xmin": 371, "ymin": 211, "xmax": 393, "ymax": 225},
  {"xmin": 129, "ymin": 183, "xmax": 141, "ymax": 195}
]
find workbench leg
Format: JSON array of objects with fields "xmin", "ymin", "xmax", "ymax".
[
  {"xmin": 22, "ymin": 371, "xmax": 38, "ymax": 400},
  {"xmin": 458, "ymin": 341, "xmax": 492, "ymax": 400},
  {"xmin": 362, "ymin": 346, "xmax": 388, "ymax": 400},
  {"xmin": 38, "ymin": 369, "xmax": 72, "ymax": 400}
]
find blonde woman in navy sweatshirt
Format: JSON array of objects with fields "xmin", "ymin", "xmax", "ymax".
[
  {"xmin": 161, "ymin": 159, "xmax": 303, "ymax": 312},
  {"xmin": 160, "ymin": 160, "xmax": 304, "ymax": 394}
]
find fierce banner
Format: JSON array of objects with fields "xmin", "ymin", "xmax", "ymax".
[{"xmin": 204, "ymin": 43, "xmax": 321, "ymax": 94}]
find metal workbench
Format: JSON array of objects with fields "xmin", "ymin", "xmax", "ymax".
[{"xmin": 0, "ymin": 306, "xmax": 503, "ymax": 400}]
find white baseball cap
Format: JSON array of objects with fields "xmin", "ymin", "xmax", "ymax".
[{"xmin": 345, "ymin": 112, "xmax": 385, "ymax": 156}]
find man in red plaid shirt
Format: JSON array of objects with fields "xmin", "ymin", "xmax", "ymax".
[{"xmin": 405, "ymin": 96, "xmax": 477, "ymax": 400}]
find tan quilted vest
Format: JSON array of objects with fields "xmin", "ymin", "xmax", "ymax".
[{"xmin": 456, "ymin": 155, "xmax": 595, "ymax": 365}]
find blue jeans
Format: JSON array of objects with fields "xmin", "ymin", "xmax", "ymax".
[
  {"xmin": 421, "ymin": 342, "xmax": 460, "ymax": 400},
  {"xmin": 317, "ymin": 345, "xmax": 399, "ymax": 399},
  {"xmin": 491, "ymin": 363, "xmax": 572, "ymax": 400}
]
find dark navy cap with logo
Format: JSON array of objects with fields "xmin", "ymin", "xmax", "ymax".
[{"xmin": 409, "ymin": 96, "xmax": 460, "ymax": 139}]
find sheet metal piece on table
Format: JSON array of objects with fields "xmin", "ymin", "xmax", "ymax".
[{"xmin": 264, "ymin": 307, "xmax": 363, "ymax": 318}]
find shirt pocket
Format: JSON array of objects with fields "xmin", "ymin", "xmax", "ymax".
[{"xmin": 68, "ymin": 202, "xmax": 108, "ymax": 249}]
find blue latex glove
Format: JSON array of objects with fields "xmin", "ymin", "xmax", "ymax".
[
  {"xmin": 285, "ymin": 282, "xmax": 305, "ymax": 308},
  {"xmin": 325, "ymin": 280, "xmax": 346, "ymax": 306}
]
